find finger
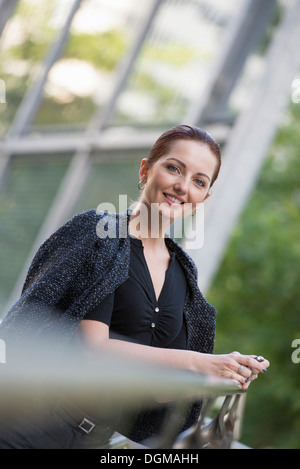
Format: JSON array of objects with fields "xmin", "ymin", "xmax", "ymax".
[
  {"xmin": 250, "ymin": 355, "xmax": 270, "ymax": 368},
  {"xmin": 229, "ymin": 365, "xmax": 251, "ymax": 385},
  {"xmin": 231, "ymin": 351, "xmax": 270, "ymax": 369},
  {"xmin": 232, "ymin": 372, "xmax": 248, "ymax": 386},
  {"xmin": 232, "ymin": 379, "xmax": 243, "ymax": 389},
  {"xmin": 248, "ymin": 373, "xmax": 258, "ymax": 382},
  {"xmin": 236, "ymin": 364, "xmax": 252, "ymax": 380},
  {"xmin": 228, "ymin": 354, "xmax": 253, "ymax": 378},
  {"xmin": 236, "ymin": 355, "xmax": 269, "ymax": 374},
  {"xmin": 250, "ymin": 356, "xmax": 269, "ymax": 373}
]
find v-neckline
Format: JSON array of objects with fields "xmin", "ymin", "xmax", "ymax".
[
  {"xmin": 130, "ymin": 236, "xmax": 173, "ymax": 303},
  {"xmin": 143, "ymin": 251, "xmax": 174, "ymax": 304}
]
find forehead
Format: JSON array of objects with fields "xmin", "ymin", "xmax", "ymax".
[{"xmin": 160, "ymin": 139, "xmax": 217, "ymax": 175}]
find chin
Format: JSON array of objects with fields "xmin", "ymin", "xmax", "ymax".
[{"xmin": 162, "ymin": 205, "xmax": 185, "ymax": 221}]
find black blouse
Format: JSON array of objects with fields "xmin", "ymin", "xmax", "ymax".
[{"xmin": 85, "ymin": 236, "xmax": 188, "ymax": 349}]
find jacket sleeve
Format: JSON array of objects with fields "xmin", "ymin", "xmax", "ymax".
[{"xmin": 0, "ymin": 210, "xmax": 105, "ymax": 345}]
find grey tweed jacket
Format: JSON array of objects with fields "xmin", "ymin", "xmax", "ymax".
[{"xmin": 0, "ymin": 209, "xmax": 216, "ymax": 441}]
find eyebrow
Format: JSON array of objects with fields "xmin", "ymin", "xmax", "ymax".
[{"xmin": 166, "ymin": 157, "xmax": 211, "ymax": 181}]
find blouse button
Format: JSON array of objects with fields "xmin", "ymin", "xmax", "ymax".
[
  {"xmin": 151, "ymin": 322, "xmax": 156, "ymax": 328},
  {"xmin": 154, "ymin": 307, "xmax": 159, "ymax": 312}
]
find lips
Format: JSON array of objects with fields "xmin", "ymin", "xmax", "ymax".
[{"xmin": 163, "ymin": 193, "xmax": 185, "ymax": 205}]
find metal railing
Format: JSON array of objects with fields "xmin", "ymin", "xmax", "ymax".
[
  {"xmin": 0, "ymin": 340, "xmax": 247, "ymax": 449},
  {"xmin": 107, "ymin": 393, "xmax": 247, "ymax": 450}
]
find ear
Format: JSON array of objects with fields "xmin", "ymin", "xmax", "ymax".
[{"xmin": 139, "ymin": 158, "xmax": 149, "ymax": 181}]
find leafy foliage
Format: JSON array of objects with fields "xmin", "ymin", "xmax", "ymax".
[
  {"xmin": 207, "ymin": 103, "xmax": 300, "ymax": 449},
  {"xmin": 63, "ymin": 30, "xmax": 129, "ymax": 72}
]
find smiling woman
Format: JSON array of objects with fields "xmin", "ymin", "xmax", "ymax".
[
  {"xmin": 0, "ymin": 124, "xmax": 269, "ymax": 449},
  {"xmin": 146, "ymin": 125, "xmax": 221, "ymax": 185},
  {"xmin": 132, "ymin": 126, "xmax": 221, "ymax": 234}
]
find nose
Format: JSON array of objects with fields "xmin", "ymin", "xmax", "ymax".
[{"xmin": 174, "ymin": 177, "xmax": 188, "ymax": 195}]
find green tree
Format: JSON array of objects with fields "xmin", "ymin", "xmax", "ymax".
[{"xmin": 208, "ymin": 103, "xmax": 300, "ymax": 449}]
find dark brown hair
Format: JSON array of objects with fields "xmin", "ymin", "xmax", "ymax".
[{"xmin": 147, "ymin": 124, "xmax": 221, "ymax": 187}]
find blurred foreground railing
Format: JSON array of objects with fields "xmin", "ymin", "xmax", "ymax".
[
  {"xmin": 108, "ymin": 393, "xmax": 247, "ymax": 450},
  {"xmin": 0, "ymin": 340, "xmax": 247, "ymax": 450}
]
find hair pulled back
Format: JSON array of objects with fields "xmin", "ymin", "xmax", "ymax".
[{"xmin": 147, "ymin": 124, "xmax": 221, "ymax": 187}]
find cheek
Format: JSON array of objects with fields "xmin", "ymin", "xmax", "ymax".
[
  {"xmin": 148, "ymin": 169, "xmax": 170, "ymax": 191},
  {"xmin": 190, "ymin": 187, "xmax": 209, "ymax": 204}
]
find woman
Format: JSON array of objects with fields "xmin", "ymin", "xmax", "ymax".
[{"xmin": 0, "ymin": 125, "xmax": 269, "ymax": 449}]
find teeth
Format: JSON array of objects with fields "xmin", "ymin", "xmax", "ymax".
[{"xmin": 165, "ymin": 194, "xmax": 183, "ymax": 204}]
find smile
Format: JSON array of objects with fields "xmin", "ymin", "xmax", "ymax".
[{"xmin": 163, "ymin": 193, "xmax": 185, "ymax": 205}]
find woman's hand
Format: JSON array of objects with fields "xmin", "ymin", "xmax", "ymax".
[
  {"xmin": 192, "ymin": 351, "xmax": 270, "ymax": 390},
  {"xmin": 78, "ymin": 320, "xmax": 270, "ymax": 391}
]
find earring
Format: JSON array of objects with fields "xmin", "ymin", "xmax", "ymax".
[{"xmin": 138, "ymin": 180, "xmax": 145, "ymax": 190}]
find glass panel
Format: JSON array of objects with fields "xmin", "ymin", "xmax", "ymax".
[
  {"xmin": 75, "ymin": 156, "xmax": 141, "ymax": 214},
  {"xmin": 32, "ymin": 0, "xmax": 150, "ymax": 130},
  {"xmin": 112, "ymin": 0, "xmax": 240, "ymax": 126},
  {"xmin": 0, "ymin": 154, "xmax": 70, "ymax": 313},
  {"xmin": 0, "ymin": 0, "xmax": 75, "ymax": 136}
]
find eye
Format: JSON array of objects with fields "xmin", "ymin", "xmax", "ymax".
[
  {"xmin": 194, "ymin": 178, "xmax": 205, "ymax": 188},
  {"xmin": 167, "ymin": 164, "xmax": 180, "ymax": 174}
]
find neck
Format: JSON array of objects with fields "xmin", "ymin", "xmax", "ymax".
[{"xmin": 129, "ymin": 200, "xmax": 172, "ymax": 248}]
